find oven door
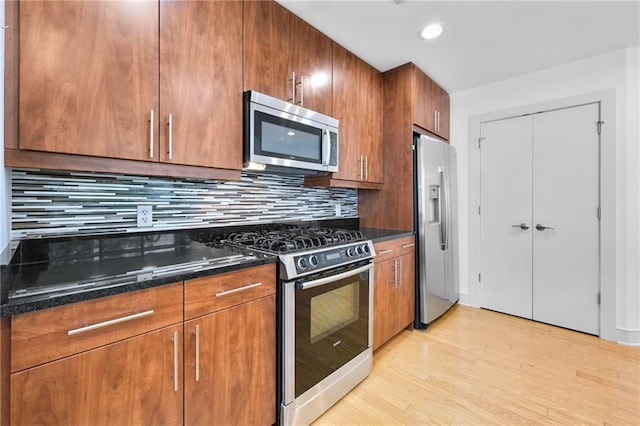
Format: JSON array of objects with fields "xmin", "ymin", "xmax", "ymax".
[{"xmin": 282, "ymin": 261, "xmax": 372, "ymax": 404}]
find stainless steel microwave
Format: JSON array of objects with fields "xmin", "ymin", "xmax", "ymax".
[{"xmin": 243, "ymin": 91, "xmax": 338, "ymax": 175}]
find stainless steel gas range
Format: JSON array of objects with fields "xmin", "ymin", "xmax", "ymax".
[{"xmin": 226, "ymin": 227, "xmax": 375, "ymax": 425}]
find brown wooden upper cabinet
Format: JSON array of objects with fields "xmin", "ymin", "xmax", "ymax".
[
  {"xmin": 413, "ymin": 65, "xmax": 450, "ymax": 140},
  {"xmin": 244, "ymin": 0, "xmax": 333, "ymax": 117},
  {"xmin": 328, "ymin": 44, "xmax": 383, "ymax": 185},
  {"xmin": 358, "ymin": 63, "xmax": 450, "ymax": 231},
  {"xmin": 16, "ymin": 1, "xmax": 242, "ymax": 171}
]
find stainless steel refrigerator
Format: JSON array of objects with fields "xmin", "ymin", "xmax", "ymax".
[{"xmin": 414, "ymin": 133, "xmax": 459, "ymax": 327}]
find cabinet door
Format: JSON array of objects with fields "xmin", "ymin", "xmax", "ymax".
[
  {"xmin": 331, "ymin": 44, "xmax": 383, "ymax": 183},
  {"xmin": 373, "ymin": 258, "xmax": 394, "ymax": 350},
  {"xmin": 435, "ymin": 85, "xmax": 450, "ymax": 140},
  {"xmin": 160, "ymin": 0, "xmax": 242, "ymax": 169},
  {"xmin": 396, "ymin": 252, "xmax": 416, "ymax": 330},
  {"xmin": 11, "ymin": 325, "xmax": 183, "ymax": 426},
  {"xmin": 412, "ymin": 66, "xmax": 436, "ymax": 134},
  {"xmin": 184, "ymin": 295, "xmax": 276, "ymax": 426},
  {"xmin": 331, "ymin": 44, "xmax": 364, "ymax": 182},
  {"xmin": 362, "ymin": 64, "xmax": 384, "ymax": 183},
  {"xmin": 19, "ymin": 1, "xmax": 159, "ymax": 161},
  {"xmin": 292, "ymin": 16, "xmax": 333, "ymax": 116},
  {"xmin": 244, "ymin": 0, "xmax": 294, "ymax": 102}
]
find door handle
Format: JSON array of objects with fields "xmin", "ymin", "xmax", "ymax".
[
  {"xmin": 535, "ymin": 224, "xmax": 555, "ymax": 231},
  {"xmin": 511, "ymin": 223, "xmax": 530, "ymax": 230}
]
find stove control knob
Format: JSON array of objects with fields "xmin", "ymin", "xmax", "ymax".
[
  {"xmin": 309, "ymin": 255, "xmax": 319, "ymax": 267},
  {"xmin": 297, "ymin": 257, "xmax": 308, "ymax": 269},
  {"xmin": 355, "ymin": 246, "xmax": 363, "ymax": 255},
  {"xmin": 362, "ymin": 244, "xmax": 370, "ymax": 254},
  {"xmin": 346, "ymin": 248, "xmax": 354, "ymax": 257}
]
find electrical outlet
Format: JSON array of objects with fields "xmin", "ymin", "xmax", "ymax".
[
  {"xmin": 137, "ymin": 205, "xmax": 153, "ymax": 228},
  {"xmin": 335, "ymin": 204, "xmax": 342, "ymax": 217}
]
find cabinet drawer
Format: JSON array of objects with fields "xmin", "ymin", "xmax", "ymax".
[
  {"xmin": 185, "ymin": 263, "xmax": 276, "ymax": 320},
  {"xmin": 374, "ymin": 235, "xmax": 415, "ymax": 263},
  {"xmin": 396, "ymin": 236, "xmax": 416, "ymax": 256},
  {"xmin": 373, "ymin": 239, "xmax": 397, "ymax": 263},
  {"xmin": 11, "ymin": 283, "xmax": 183, "ymax": 372}
]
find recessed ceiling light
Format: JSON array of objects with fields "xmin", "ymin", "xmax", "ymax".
[{"xmin": 420, "ymin": 23, "xmax": 444, "ymax": 40}]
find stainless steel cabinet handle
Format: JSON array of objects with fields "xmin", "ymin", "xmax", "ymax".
[
  {"xmin": 359, "ymin": 155, "xmax": 364, "ymax": 180},
  {"xmin": 67, "ymin": 309, "xmax": 154, "ymax": 336},
  {"xmin": 216, "ymin": 282, "xmax": 262, "ymax": 297},
  {"xmin": 536, "ymin": 224, "xmax": 555, "ymax": 231},
  {"xmin": 434, "ymin": 110, "xmax": 438, "ymax": 131},
  {"xmin": 437, "ymin": 110, "xmax": 441, "ymax": 132},
  {"xmin": 364, "ymin": 156, "xmax": 369, "ymax": 181},
  {"xmin": 377, "ymin": 249, "xmax": 394, "ymax": 255},
  {"xmin": 390, "ymin": 260, "xmax": 396, "ymax": 286},
  {"xmin": 401, "ymin": 243, "xmax": 415, "ymax": 249},
  {"xmin": 149, "ymin": 109, "xmax": 154, "ymax": 158},
  {"xmin": 299, "ymin": 75, "xmax": 304, "ymax": 106},
  {"xmin": 168, "ymin": 113, "xmax": 173, "ymax": 160},
  {"xmin": 194, "ymin": 324, "xmax": 200, "ymax": 382},
  {"xmin": 172, "ymin": 330, "xmax": 179, "ymax": 392},
  {"xmin": 512, "ymin": 223, "xmax": 530, "ymax": 230},
  {"xmin": 289, "ymin": 71, "xmax": 296, "ymax": 103},
  {"xmin": 394, "ymin": 260, "xmax": 399, "ymax": 287}
]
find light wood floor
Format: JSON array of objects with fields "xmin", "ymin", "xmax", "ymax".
[{"xmin": 313, "ymin": 305, "xmax": 640, "ymax": 425}]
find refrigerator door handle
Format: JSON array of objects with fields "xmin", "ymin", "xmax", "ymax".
[{"xmin": 438, "ymin": 167, "xmax": 447, "ymax": 250}]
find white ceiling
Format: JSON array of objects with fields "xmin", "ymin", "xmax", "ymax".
[{"xmin": 277, "ymin": 0, "xmax": 640, "ymax": 93}]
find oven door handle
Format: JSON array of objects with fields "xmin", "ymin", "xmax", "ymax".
[{"xmin": 295, "ymin": 263, "xmax": 373, "ymax": 290}]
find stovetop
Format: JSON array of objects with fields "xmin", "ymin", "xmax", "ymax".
[
  {"xmin": 221, "ymin": 226, "xmax": 374, "ymax": 280},
  {"xmin": 225, "ymin": 226, "xmax": 365, "ymax": 254}
]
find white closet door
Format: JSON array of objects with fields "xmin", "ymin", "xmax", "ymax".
[
  {"xmin": 480, "ymin": 116, "xmax": 533, "ymax": 319},
  {"xmin": 532, "ymin": 103, "xmax": 600, "ymax": 335}
]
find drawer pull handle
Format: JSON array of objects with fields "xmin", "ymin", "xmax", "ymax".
[
  {"xmin": 377, "ymin": 249, "xmax": 394, "ymax": 255},
  {"xmin": 67, "ymin": 310, "xmax": 155, "ymax": 336},
  {"xmin": 401, "ymin": 243, "xmax": 415, "ymax": 249},
  {"xmin": 215, "ymin": 282, "xmax": 262, "ymax": 297}
]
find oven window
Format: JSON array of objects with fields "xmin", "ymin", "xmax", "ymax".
[
  {"xmin": 294, "ymin": 270, "xmax": 369, "ymax": 398},
  {"xmin": 255, "ymin": 111, "xmax": 323, "ymax": 163},
  {"xmin": 310, "ymin": 282, "xmax": 359, "ymax": 344}
]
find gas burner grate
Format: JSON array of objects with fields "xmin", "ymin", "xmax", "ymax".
[{"xmin": 224, "ymin": 226, "xmax": 364, "ymax": 254}]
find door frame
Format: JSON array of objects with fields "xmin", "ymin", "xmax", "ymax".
[{"xmin": 468, "ymin": 90, "xmax": 616, "ymax": 341}]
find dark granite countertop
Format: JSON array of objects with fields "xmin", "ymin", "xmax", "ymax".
[
  {"xmin": 360, "ymin": 227, "xmax": 415, "ymax": 243},
  {"xmin": 0, "ymin": 229, "xmax": 276, "ymax": 317},
  {"xmin": 0, "ymin": 218, "xmax": 360, "ymax": 317}
]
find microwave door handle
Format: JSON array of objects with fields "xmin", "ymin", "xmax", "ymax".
[
  {"xmin": 323, "ymin": 129, "xmax": 331, "ymax": 166},
  {"xmin": 296, "ymin": 263, "xmax": 373, "ymax": 290}
]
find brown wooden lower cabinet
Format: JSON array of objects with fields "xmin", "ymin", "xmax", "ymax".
[
  {"xmin": 184, "ymin": 295, "xmax": 276, "ymax": 426},
  {"xmin": 11, "ymin": 324, "xmax": 184, "ymax": 426},
  {"xmin": 373, "ymin": 237, "xmax": 416, "ymax": 350},
  {"xmin": 7, "ymin": 264, "xmax": 277, "ymax": 425}
]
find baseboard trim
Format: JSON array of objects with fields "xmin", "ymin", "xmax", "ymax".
[
  {"xmin": 458, "ymin": 293, "xmax": 471, "ymax": 306},
  {"xmin": 616, "ymin": 328, "xmax": 640, "ymax": 346}
]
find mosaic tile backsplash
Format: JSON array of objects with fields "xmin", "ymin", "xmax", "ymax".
[{"xmin": 11, "ymin": 169, "xmax": 358, "ymax": 240}]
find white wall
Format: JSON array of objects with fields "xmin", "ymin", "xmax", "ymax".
[{"xmin": 450, "ymin": 48, "xmax": 640, "ymax": 344}]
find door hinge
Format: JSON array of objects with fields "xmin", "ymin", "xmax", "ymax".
[
  {"xmin": 478, "ymin": 273, "xmax": 481, "ymax": 283},
  {"xmin": 478, "ymin": 137, "xmax": 485, "ymax": 148},
  {"xmin": 597, "ymin": 121, "xmax": 604, "ymax": 135},
  {"xmin": 597, "ymin": 207, "xmax": 601, "ymax": 220},
  {"xmin": 597, "ymin": 292, "xmax": 601, "ymax": 305}
]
